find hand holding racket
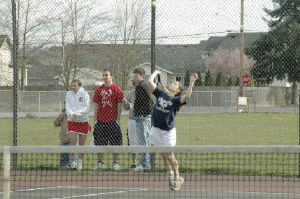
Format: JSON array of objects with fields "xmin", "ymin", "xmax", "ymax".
[{"xmin": 157, "ymin": 73, "xmax": 169, "ymax": 93}]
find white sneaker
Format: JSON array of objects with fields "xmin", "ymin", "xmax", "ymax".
[
  {"xmin": 113, "ymin": 162, "xmax": 120, "ymax": 170},
  {"xmin": 171, "ymin": 176, "xmax": 184, "ymax": 191},
  {"xmin": 70, "ymin": 160, "xmax": 77, "ymax": 169},
  {"xmin": 168, "ymin": 171, "xmax": 174, "ymax": 190},
  {"xmin": 94, "ymin": 161, "xmax": 104, "ymax": 170},
  {"xmin": 77, "ymin": 159, "xmax": 82, "ymax": 171},
  {"xmin": 132, "ymin": 165, "xmax": 150, "ymax": 171}
]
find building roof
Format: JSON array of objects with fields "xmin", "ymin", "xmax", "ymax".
[
  {"xmin": 27, "ymin": 43, "xmax": 205, "ymax": 80},
  {"xmin": 26, "ymin": 32, "xmax": 264, "ymax": 82},
  {"xmin": 199, "ymin": 32, "xmax": 264, "ymax": 53},
  {"xmin": 0, "ymin": 35, "xmax": 12, "ymax": 49}
]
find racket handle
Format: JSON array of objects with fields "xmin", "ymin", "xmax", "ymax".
[{"xmin": 157, "ymin": 74, "xmax": 161, "ymax": 83}]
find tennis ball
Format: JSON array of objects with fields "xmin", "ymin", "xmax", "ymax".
[
  {"xmin": 152, "ymin": 1, "xmax": 156, "ymax": 7},
  {"xmin": 193, "ymin": 73, "xmax": 198, "ymax": 79}
]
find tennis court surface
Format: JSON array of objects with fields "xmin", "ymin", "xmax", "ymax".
[{"xmin": 1, "ymin": 146, "xmax": 300, "ymax": 199}]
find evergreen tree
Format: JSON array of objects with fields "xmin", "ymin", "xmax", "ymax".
[
  {"xmin": 204, "ymin": 70, "xmax": 213, "ymax": 86},
  {"xmin": 226, "ymin": 76, "xmax": 234, "ymax": 86},
  {"xmin": 215, "ymin": 72, "xmax": 223, "ymax": 86},
  {"xmin": 234, "ymin": 76, "xmax": 240, "ymax": 86},
  {"xmin": 184, "ymin": 68, "xmax": 190, "ymax": 86},
  {"xmin": 245, "ymin": 0, "xmax": 300, "ymax": 86},
  {"xmin": 194, "ymin": 71, "xmax": 202, "ymax": 86}
]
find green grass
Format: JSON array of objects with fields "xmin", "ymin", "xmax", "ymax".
[
  {"xmin": 0, "ymin": 113, "xmax": 299, "ymax": 177},
  {"xmin": 0, "ymin": 113, "xmax": 298, "ymax": 145}
]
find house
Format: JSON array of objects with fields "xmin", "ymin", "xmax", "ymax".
[
  {"xmin": 199, "ymin": 32, "xmax": 263, "ymax": 58},
  {"xmin": 26, "ymin": 44, "xmax": 205, "ymax": 87},
  {"xmin": 133, "ymin": 62, "xmax": 175, "ymax": 86},
  {"xmin": 55, "ymin": 67, "xmax": 103, "ymax": 86},
  {"xmin": 0, "ymin": 35, "xmax": 13, "ymax": 86}
]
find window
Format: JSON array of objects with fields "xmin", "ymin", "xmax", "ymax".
[
  {"xmin": 176, "ymin": 76, "xmax": 182, "ymax": 81},
  {"xmin": 176, "ymin": 76, "xmax": 184, "ymax": 84}
]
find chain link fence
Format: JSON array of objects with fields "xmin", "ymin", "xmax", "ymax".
[
  {"xmin": 0, "ymin": 0, "xmax": 298, "ymax": 147},
  {"xmin": 0, "ymin": 88, "xmax": 298, "ymax": 118}
]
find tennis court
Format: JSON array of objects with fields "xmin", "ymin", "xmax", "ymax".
[
  {"xmin": 3, "ymin": 185, "xmax": 300, "ymax": 199},
  {"xmin": 2, "ymin": 146, "xmax": 300, "ymax": 199}
]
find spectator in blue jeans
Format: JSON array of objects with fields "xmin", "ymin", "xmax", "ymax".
[
  {"xmin": 54, "ymin": 101, "xmax": 71, "ymax": 167},
  {"xmin": 132, "ymin": 68, "xmax": 153, "ymax": 171}
]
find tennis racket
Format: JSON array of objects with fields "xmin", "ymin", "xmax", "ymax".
[
  {"xmin": 150, "ymin": 74, "xmax": 169, "ymax": 100},
  {"xmin": 157, "ymin": 74, "xmax": 169, "ymax": 93}
]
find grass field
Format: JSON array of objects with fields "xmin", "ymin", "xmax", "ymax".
[
  {"xmin": 0, "ymin": 113, "xmax": 299, "ymax": 176},
  {"xmin": 0, "ymin": 113, "xmax": 298, "ymax": 146}
]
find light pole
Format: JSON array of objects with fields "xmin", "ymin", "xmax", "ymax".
[
  {"xmin": 151, "ymin": 0, "xmax": 156, "ymax": 74},
  {"xmin": 239, "ymin": 0, "xmax": 245, "ymax": 97},
  {"xmin": 216, "ymin": 0, "xmax": 245, "ymax": 96}
]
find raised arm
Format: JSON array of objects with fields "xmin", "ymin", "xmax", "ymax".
[
  {"xmin": 180, "ymin": 73, "xmax": 198, "ymax": 104},
  {"xmin": 148, "ymin": 70, "xmax": 161, "ymax": 92}
]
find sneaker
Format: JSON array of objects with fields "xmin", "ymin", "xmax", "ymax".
[
  {"xmin": 132, "ymin": 165, "xmax": 150, "ymax": 171},
  {"xmin": 130, "ymin": 163, "xmax": 137, "ymax": 169},
  {"xmin": 113, "ymin": 162, "xmax": 120, "ymax": 170},
  {"xmin": 168, "ymin": 171, "xmax": 174, "ymax": 190},
  {"xmin": 70, "ymin": 160, "xmax": 77, "ymax": 169},
  {"xmin": 94, "ymin": 161, "xmax": 104, "ymax": 170},
  {"xmin": 171, "ymin": 176, "xmax": 184, "ymax": 191},
  {"xmin": 77, "ymin": 159, "xmax": 83, "ymax": 171}
]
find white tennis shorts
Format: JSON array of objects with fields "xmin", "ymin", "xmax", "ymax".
[
  {"xmin": 128, "ymin": 119, "xmax": 139, "ymax": 146},
  {"xmin": 150, "ymin": 126, "xmax": 176, "ymax": 146}
]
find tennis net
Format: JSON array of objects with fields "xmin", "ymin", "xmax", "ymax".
[{"xmin": 1, "ymin": 145, "xmax": 300, "ymax": 199}]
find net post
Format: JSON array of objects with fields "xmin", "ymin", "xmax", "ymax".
[{"xmin": 3, "ymin": 146, "xmax": 11, "ymax": 199}]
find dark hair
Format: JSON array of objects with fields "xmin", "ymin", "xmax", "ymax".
[
  {"xmin": 71, "ymin": 79, "xmax": 82, "ymax": 86},
  {"xmin": 103, "ymin": 68, "xmax": 113, "ymax": 76},
  {"xmin": 133, "ymin": 68, "xmax": 145, "ymax": 75},
  {"xmin": 174, "ymin": 81, "xmax": 184, "ymax": 111}
]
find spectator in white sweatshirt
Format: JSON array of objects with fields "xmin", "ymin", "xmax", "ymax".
[{"xmin": 66, "ymin": 79, "xmax": 91, "ymax": 170}]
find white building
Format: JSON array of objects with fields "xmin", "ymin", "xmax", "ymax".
[
  {"xmin": 56, "ymin": 67, "xmax": 103, "ymax": 87},
  {"xmin": 0, "ymin": 35, "xmax": 13, "ymax": 86}
]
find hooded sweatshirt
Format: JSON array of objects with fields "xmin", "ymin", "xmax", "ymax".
[{"xmin": 66, "ymin": 87, "xmax": 90, "ymax": 122}]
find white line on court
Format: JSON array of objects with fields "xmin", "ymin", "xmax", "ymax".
[
  {"xmin": 0, "ymin": 186, "xmax": 60, "ymax": 193},
  {"xmin": 51, "ymin": 188, "xmax": 148, "ymax": 199},
  {"xmin": 2, "ymin": 186, "xmax": 300, "ymax": 199}
]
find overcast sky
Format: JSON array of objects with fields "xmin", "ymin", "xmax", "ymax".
[
  {"xmin": 1, "ymin": 0, "xmax": 274, "ymax": 45},
  {"xmin": 154, "ymin": 0, "xmax": 274, "ymax": 44}
]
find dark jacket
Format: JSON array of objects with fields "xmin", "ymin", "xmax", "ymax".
[{"xmin": 133, "ymin": 80, "xmax": 153, "ymax": 117}]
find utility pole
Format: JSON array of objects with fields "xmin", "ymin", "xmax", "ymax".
[
  {"xmin": 151, "ymin": 0, "xmax": 156, "ymax": 73},
  {"xmin": 11, "ymin": 0, "xmax": 18, "ymax": 169},
  {"xmin": 61, "ymin": 19, "xmax": 65, "ymax": 72},
  {"xmin": 150, "ymin": 0, "xmax": 156, "ymax": 171},
  {"xmin": 239, "ymin": 0, "xmax": 245, "ymax": 97}
]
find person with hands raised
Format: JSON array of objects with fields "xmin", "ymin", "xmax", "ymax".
[{"xmin": 148, "ymin": 70, "xmax": 198, "ymax": 191}]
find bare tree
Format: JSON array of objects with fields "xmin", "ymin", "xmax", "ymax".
[
  {"xmin": 105, "ymin": 0, "xmax": 150, "ymax": 90},
  {"xmin": 0, "ymin": 0, "xmax": 57, "ymax": 89},
  {"xmin": 50, "ymin": 0, "xmax": 110, "ymax": 90}
]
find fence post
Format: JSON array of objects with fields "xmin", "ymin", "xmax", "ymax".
[
  {"xmin": 197, "ymin": 91, "xmax": 199, "ymax": 106},
  {"xmin": 3, "ymin": 146, "xmax": 11, "ymax": 199},
  {"xmin": 210, "ymin": 91, "xmax": 213, "ymax": 108},
  {"xmin": 59, "ymin": 91, "xmax": 62, "ymax": 111},
  {"xmin": 38, "ymin": 91, "xmax": 41, "ymax": 119}
]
